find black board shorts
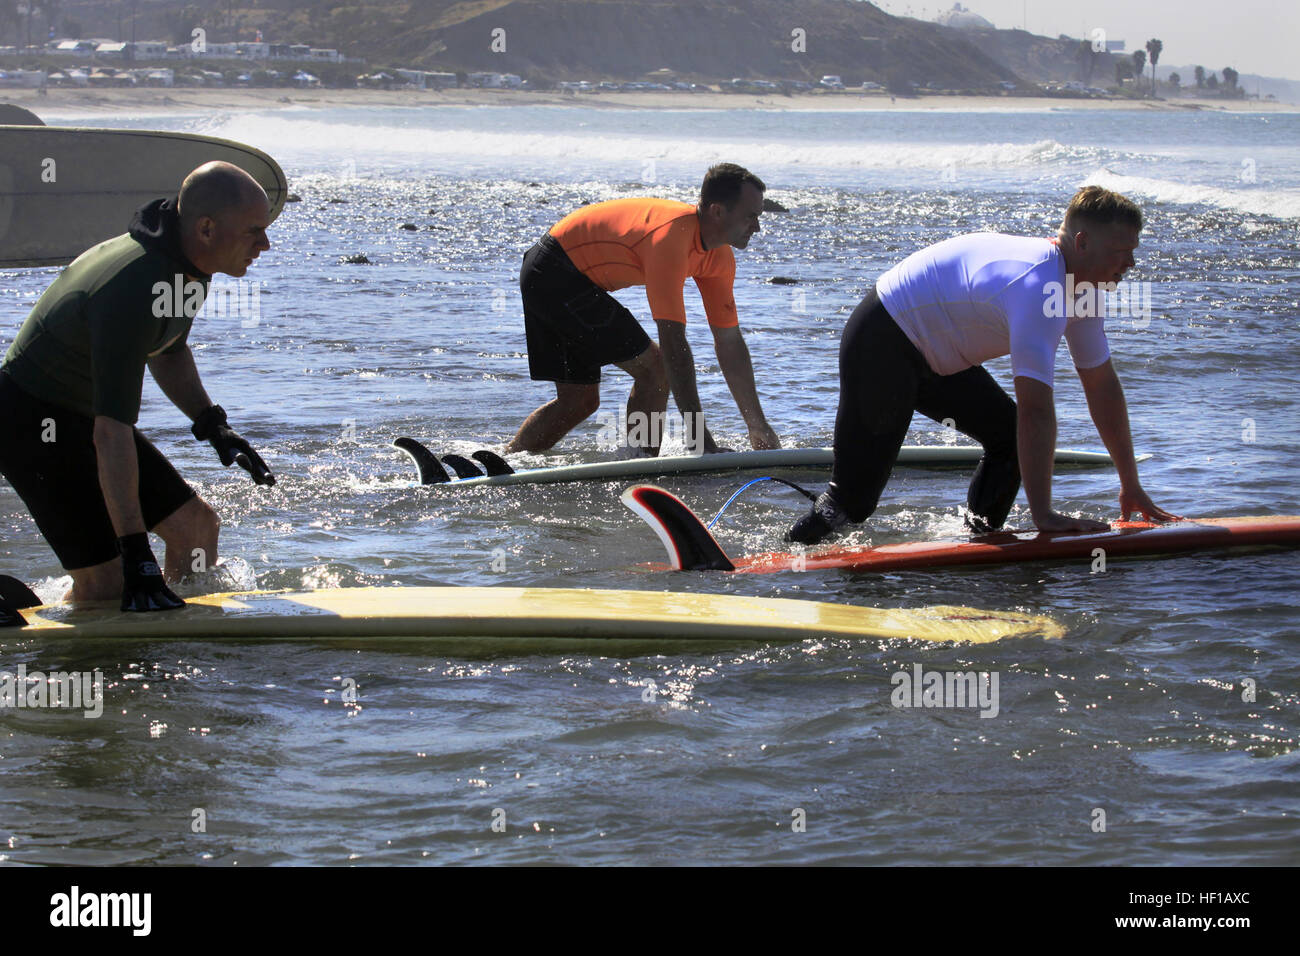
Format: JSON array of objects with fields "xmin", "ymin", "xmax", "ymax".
[
  {"xmin": 521, "ymin": 234, "xmax": 652, "ymax": 385},
  {"xmin": 0, "ymin": 370, "xmax": 196, "ymax": 570}
]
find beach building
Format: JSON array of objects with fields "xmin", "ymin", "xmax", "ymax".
[
  {"xmin": 0, "ymin": 68, "xmax": 46, "ymax": 87},
  {"xmin": 935, "ymin": 3, "xmax": 995, "ymax": 30},
  {"xmin": 468, "ymin": 71, "xmax": 507, "ymax": 88},
  {"xmin": 130, "ymin": 41, "xmax": 169, "ymax": 59},
  {"xmin": 51, "ymin": 40, "xmax": 101, "ymax": 56}
]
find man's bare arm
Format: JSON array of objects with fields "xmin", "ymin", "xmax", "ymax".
[
  {"xmin": 148, "ymin": 345, "xmax": 214, "ymax": 421},
  {"xmin": 1076, "ymin": 359, "xmax": 1181, "ymax": 522},
  {"xmin": 711, "ymin": 325, "xmax": 780, "ymax": 450},
  {"xmin": 150, "ymin": 345, "xmax": 276, "ymax": 485},
  {"xmin": 94, "ymin": 414, "xmax": 186, "ymax": 610},
  {"xmin": 655, "ymin": 319, "xmax": 721, "ymax": 453},
  {"xmin": 1014, "ymin": 376, "xmax": 1109, "ymax": 532},
  {"xmin": 93, "ymin": 416, "xmax": 147, "ymax": 536}
]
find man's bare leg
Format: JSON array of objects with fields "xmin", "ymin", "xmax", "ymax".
[
  {"xmin": 66, "ymin": 559, "xmax": 121, "ymax": 603},
  {"xmin": 615, "ymin": 343, "xmax": 670, "ymax": 456},
  {"xmin": 507, "ymin": 383, "xmax": 601, "ymax": 453},
  {"xmin": 153, "ymin": 496, "xmax": 220, "ymax": 582},
  {"xmin": 64, "ymin": 495, "xmax": 219, "ymax": 602}
]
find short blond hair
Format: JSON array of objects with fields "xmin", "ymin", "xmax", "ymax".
[{"xmin": 1062, "ymin": 185, "xmax": 1143, "ymax": 234}]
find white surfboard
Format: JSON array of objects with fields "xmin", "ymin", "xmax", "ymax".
[
  {"xmin": 393, "ymin": 438, "xmax": 1125, "ymax": 488},
  {"xmin": 0, "ymin": 125, "xmax": 289, "ymax": 268},
  {"xmin": 8, "ymin": 585, "xmax": 1063, "ymax": 646}
]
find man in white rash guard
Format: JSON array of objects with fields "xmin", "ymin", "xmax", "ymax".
[{"xmin": 788, "ymin": 185, "xmax": 1180, "ymax": 544}]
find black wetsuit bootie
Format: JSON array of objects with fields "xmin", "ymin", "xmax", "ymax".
[
  {"xmin": 964, "ymin": 454, "xmax": 1021, "ymax": 534},
  {"xmin": 786, "ymin": 491, "xmax": 850, "ymax": 545}
]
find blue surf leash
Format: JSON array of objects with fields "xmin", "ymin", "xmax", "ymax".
[{"xmin": 708, "ymin": 476, "xmax": 818, "ymax": 529}]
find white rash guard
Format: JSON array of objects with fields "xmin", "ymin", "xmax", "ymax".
[{"xmin": 876, "ymin": 232, "xmax": 1110, "ymax": 388}]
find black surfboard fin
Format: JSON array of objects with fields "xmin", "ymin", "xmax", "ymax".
[
  {"xmin": 393, "ymin": 437, "xmax": 450, "ymax": 484},
  {"xmin": 441, "ymin": 454, "xmax": 484, "ymax": 479},
  {"xmin": 0, "ymin": 600, "xmax": 25, "ymax": 628},
  {"xmin": 620, "ymin": 485, "xmax": 736, "ymax": 571},
  {"xmin": 0, "ymin": 574, "xmax": 39, "ymax": 628},
  {"xmin": 472, "ymin": 450, "xmax": 515, "ymax": 476},
  {"xmin": 0, "ymin": 574, "xmax": 41, "ymax": 608}
]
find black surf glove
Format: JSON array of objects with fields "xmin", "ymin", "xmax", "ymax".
[
  {"xmin": 118, "ymin": 533, "xmax": 185, "ymax": 612},
  {"xmin": 192, "ymin": 405, "xmax": 276, "ymax": 486}
]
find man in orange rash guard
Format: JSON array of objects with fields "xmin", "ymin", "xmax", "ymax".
[{"xmin": 506, "ymin": 163, "xmax": 781, "ymax": 455}]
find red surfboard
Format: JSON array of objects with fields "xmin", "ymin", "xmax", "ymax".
[{"xmin": 622, "ymin": 485, "xmax": 1300, "ymax": 574}]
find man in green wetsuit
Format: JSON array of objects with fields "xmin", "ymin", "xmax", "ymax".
[{"xmin": 0, "ymin": 161, "xmax": 275, "ymax": 611}]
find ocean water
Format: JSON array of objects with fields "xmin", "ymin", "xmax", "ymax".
[{"xmin": 1, "ymin": 105, "xmax": 1297, "ymax": 865}]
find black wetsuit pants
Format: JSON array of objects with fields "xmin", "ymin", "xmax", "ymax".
[{"xmin": 828, "ymin": 287, "xmax": 1021, "ymax": 529}]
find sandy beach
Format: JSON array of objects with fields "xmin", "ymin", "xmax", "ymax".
[{"xmin": 6, "ymin": 85, "xmax": 1296, "ymax": 116}]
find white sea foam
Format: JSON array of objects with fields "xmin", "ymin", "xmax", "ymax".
[
  {"xmin": 201, "ymin": 113, "xmax": 1118, "ymax": 174},
  {"xmin": 1081, "ymin": 167, "xmax": 1300, "ymax": 219},
  {"xmin": 40, "ymin": 107, "xmax": 1295, "ymax": 217}
]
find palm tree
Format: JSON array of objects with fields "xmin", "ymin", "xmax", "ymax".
[
  {"xmin": 1194, "ymin": 65, "xmax": 1205, "ymax": 89},
  {"xmin": 1146, "ymin": 39, "xmax": 1162, "ymax": 96},
  {"xmin": 1131, "ymin": 50, "xmax": 1146, "ymax": 93}
]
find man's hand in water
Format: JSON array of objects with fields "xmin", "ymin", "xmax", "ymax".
[
  {"xmin": 748, "ymin": 422, "xmax": 781, "ymax": 451},
  {"xmin": 1119, "ymin": 485, "xmax": 1182, "ymax": 523}
]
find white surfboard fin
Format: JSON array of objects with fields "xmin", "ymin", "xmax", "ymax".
[{"xmin": 621, "ymin": 485, "xmax": 736, "ymax": 571}]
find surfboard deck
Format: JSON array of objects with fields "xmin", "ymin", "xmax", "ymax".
[
  {"xmin": 622, "ymin": 484, "xmax": 1300, "ymax": 575},
  {"xmin": 4, "ymin": 585, "xmax": 1062, "ymax": 645},
  {"xmin": 393, "ymin": 438, "xmax": 1126, "ymax": 488},
  {"xmin": 1, "ymin": 126, "xmax": 289, "ymax": 268}
]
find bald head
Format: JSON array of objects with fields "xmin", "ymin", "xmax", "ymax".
[
  {"xmin": 177, "ymin": 161, "xmax": 272, "ymax": 278},
  {"xmin": 178, "ymin": 161, "xmax": 268, "ymax": 231}
]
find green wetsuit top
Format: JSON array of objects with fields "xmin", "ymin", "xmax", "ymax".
[{"xmin": 2, "ymin": 198, "xmax": 209, "ymax": 425}]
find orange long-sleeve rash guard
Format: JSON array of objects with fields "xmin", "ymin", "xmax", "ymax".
[{"xmin": 548, "ymin": 198, "xmax": 739, "ymax": 329}]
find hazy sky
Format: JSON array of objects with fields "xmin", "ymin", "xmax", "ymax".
[{"xmin": 871, "ymin": 0, "xmax": 1299, "ymax": 81}]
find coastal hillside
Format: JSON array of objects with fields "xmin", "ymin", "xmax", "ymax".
[
  {"xmin": 382, "ymin": 0, "xmax": 1027, "ymax": 89},
  {"xmin": 11, "ymin": 0, "xmax": 1064, "ymax": 90}
]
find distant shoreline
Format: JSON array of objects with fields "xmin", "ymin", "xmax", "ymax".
[{"xmin": 7, "ymin": 86, "xmax": 1297, "ymax": 116}]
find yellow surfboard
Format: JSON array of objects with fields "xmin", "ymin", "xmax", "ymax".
[{"xmin": 9, "ymin": 586, "xmax": 1064, "ymax": 646}]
